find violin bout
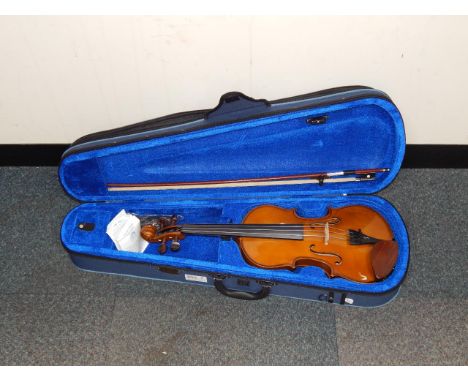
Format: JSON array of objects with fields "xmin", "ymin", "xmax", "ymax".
[{"xmin": 237, "ymin": 205, "xmax": 398, "ymax": 283}]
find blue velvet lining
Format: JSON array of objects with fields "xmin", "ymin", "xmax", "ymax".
[
  {"xmin": 59, "ymin": 95, "xmax": 408, "ymax": 294},
  {"xmin": 59, "ymin": 98, "xmax": 405, "ymax": 201}
]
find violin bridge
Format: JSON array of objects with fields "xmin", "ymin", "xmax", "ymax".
[{"xmin": 324, "ymin": 222, "xmax": 330, "ymax": 245}]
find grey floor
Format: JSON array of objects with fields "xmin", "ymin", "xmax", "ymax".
[{"xmin": 0, "ymin": 167, "xmax": 466, "ymax": 365}]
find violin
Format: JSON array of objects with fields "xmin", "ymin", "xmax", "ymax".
[{"xmin": 140, "ymin": 205, "xmax": 399, "ymax": 283}]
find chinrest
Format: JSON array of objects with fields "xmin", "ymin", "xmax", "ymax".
[{"xmin": 370, "ymin": 240, "xmax": 399, "ymax": 279}]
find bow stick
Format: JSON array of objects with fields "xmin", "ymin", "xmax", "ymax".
[{"xmin": 107, "ymin": 168, "xmax": 390, "ymax": 192}]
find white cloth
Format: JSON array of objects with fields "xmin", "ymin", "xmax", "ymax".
[{"xmin": 106, "ymin": 209, "xmax": 149, "ymax": 253}]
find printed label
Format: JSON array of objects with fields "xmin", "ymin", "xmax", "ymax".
[{"xmin": 184, "ymin": 274, "xmax": 208, "ymax": 283}]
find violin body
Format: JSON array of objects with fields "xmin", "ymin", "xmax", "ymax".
[{"xmin": 238, "ymin": 205, "xmax": 398, "ymax": 283}]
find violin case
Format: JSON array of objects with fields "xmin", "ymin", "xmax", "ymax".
[{"xmin": 59, "ymin": 86, "xmax": 409, "ymax": 307}]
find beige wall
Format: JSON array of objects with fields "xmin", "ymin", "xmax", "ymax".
[{"xmin": 0, "ymin": 15, "xmax": 467, "ymax": 144}]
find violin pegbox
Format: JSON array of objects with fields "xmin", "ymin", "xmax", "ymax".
[{"xmin": 139, "ymin": 215, "xmax": 184, "ymax": 254}]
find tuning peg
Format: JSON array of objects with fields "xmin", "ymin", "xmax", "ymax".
[
  {"xmin": 170, "ymin": 238, "xmax": 181, "ymax": 252},
  {"xmin": 158, "ymin": 239, "xmax": 167, "ymax": 254}
]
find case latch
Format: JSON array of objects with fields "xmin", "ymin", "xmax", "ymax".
[{"xmin": 319, "ymin": 291, "xmax": 335, "ymax": 303}]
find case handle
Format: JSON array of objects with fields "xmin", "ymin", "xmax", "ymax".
[
  {"xmin": 205, "ymin": 92, "xmax": 271, "ymax": 121},
  {"xmin": 213, "ymin": 278, "xmax": 271, "ymax": 300}
]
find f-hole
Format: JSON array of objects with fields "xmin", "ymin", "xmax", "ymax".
[{"xmin": 309, "ymin": 244, "xmax": 342, "ymax": 265}]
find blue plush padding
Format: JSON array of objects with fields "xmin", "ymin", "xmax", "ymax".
[
  {"xmin": 59, "ymin": 98, "xmax": 405, "ymax": 201},
  {"xmin": 59, "ymin": 95, "xmax": 408, "ymax": 293},
  {"xmin": 61, "ymin": 195, "xmax": 409, "ymax": 294}
]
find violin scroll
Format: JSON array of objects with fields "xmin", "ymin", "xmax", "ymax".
[
  {"xmin": 140, "ymin": 225, "xmax": 158, "ymax": 242},
  {"xmin": 139, "ymin": 215, "xmax": 184, "ymax": 254}
]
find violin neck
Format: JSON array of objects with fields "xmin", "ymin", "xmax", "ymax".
[{"xmin": 181, "ymin": 224, "xmax": 304, "ymax": 240}]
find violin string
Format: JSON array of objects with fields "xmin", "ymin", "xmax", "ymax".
[
  {"xmin": 309, "ymin": 225, "xmax": 349, "ymax": 234},
  {"xmin": 181, "ymin": 225, "xmax": 351, "ymax": 237},
  {"xmin": 180, "ymin": 229, "xmax": 349, "ymax": 239},
  {"xmin": 182, "ymin": 232, "xmax": 347, "ymax": 239},
  {"xmin": 182, "ymin": 224, "xmax": 349, "ymax": 232},
  {"xmin": 183, "ymin": 224, "xmax": 350, "ymax": 235},
  {"xmin": 180, "ymin": 229, "xmax": 350, "ymax": 241}
]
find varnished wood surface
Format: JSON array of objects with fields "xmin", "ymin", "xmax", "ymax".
[{"xmin": 239, "ymin": 205, "xmax": 398, "ymax": 283}]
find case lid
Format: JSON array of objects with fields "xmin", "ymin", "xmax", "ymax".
[{"xmin": 59, "ymin": 86, "xmax": 405, "ymax": 202}]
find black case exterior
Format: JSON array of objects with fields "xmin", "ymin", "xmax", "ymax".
[
  {"xmin": 69, "ymin": 252, "xmax": 400, "ymax": 306},
  {"xmin": 61, "ymin": 86, "xmax": 408, "ymax": 307}
]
